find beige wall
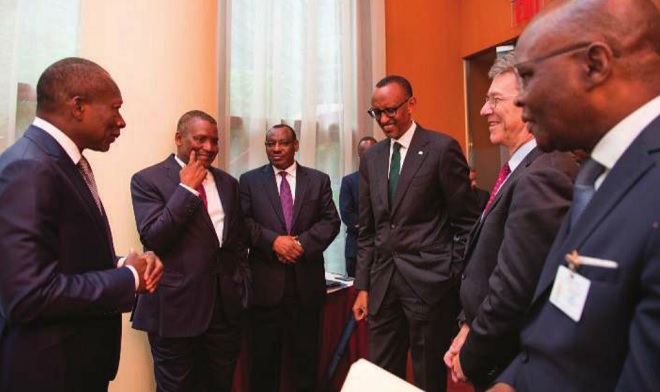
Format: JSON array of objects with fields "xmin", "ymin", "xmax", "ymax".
[{"xmin": 79, "ymin": 1, "xmax": 218, "ymax": 390}]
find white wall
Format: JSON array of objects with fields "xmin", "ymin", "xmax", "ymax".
[{"xmin": 79, "ymin": 1, "xmax": 219, "ymax": 390}]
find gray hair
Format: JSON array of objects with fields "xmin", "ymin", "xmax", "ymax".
[{"xmin": 488, "ymin": 51, "xmax": 518, "ymax": 79}]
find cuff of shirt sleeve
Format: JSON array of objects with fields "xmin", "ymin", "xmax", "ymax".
[
  {"xmin": 179, "ymin": 183, "xmax": 199, "ymax": 196},
  {"xmin": 117, "ymin": 257, "xmax": 139, "ymax": 291},
  {"xmin": 125, "ymin": 265, "xmax": 139, "ymax": 291}
]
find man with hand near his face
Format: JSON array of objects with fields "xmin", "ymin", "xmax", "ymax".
[
  {"xmin": 131, "ymin": 110, "xmax": 249, "ymax": 392},
  {"xmin": 239, "ymin": 124, "xmax": 340, "ymax": 392}
]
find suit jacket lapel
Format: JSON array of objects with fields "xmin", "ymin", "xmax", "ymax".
[
  {"xmin": 26, "ymin": 126, "xmax": 114, "ymax": 255},
  {"xmin": 488, "ymin": 149, "xmax": 541, "ymax": 219},
  {"xmin": 292, "ymin": 164, "xmax": 309, "ymax": 232},
  {"xmin": 464, "ymin": 218, "xmax": 484, "ymax": 260},
  {"xmin": 391, "ymin": 128, "xmax": 429, "ymax": 215},
  {"xmin": 165, "ymin": 155, "xmax": 216, "ymax": 237},
  {"xmin": 211, "ymin": 168, "xmax": 231, "ymax": 244},
  {"xmin": 466, "ymin": 148, "xmax": 542, "ymax": 260},
  {"xmin": 374, "ymin": 142, "xmax": 391, "ymax": 212},
  {"xmin": 261, "ymin": 165, "xmax": 286, "ymax": 228},
  {"xmin": 533, "ymin": 118, "xmax": 660, "ymax": 301}
]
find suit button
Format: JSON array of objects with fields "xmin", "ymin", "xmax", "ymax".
[
  {"xmin": 461, "ymin": 273, "xmax": 466, "ymax": 280},
  {"xmin": 521, "ymin": 349, "xmax": 529, "ymax": 363},
  {"xmin": 390, "ymin": 224, "xmax": 396, "ymax": 229}
]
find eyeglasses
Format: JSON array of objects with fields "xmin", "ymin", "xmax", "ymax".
[
  {"xmin": 265, "ymin": 139, "xmax": 294, "ymax": 148},
  {"xmin": 484, "ymin": 95, "xmax": 516, "ymax": 109},
  {"xmin": 514, "ymin": 42, "xmax": 592, "ymax": 73},
  {"xmin": 367, "ymin": 97, "xmax": 411, "ymax": 119}
]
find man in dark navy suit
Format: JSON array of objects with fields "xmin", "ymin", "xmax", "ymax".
[
  {"xmin": 490, "ymin": 0, "xmax": 660, "ymax": 391},
  {"xmin": 131, "ymin": 110, "xmax": 249, "ymax": 392},
  {"xmin": 339, "ymin": 136, "xmax": 376, "ymax": 277},
  {"xmin": 0, "ymin": 57, "xmax": 163, "ymax": 392},
  {"xmin": 239, "ymin": 124, "xmax": 340, "ymax": 392}
]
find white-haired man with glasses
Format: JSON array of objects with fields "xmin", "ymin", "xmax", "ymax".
[{"xmin": 443, "ymin": 51, "xmax": 577, "ymax": 391}]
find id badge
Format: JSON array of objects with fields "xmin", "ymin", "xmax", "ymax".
[{"xmin": 549, "ymin": 265, "xmax": 591, "ymax": 322}]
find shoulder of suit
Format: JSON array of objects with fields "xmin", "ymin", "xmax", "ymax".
[
  {"xmin": 341, "ymin": 171, "xmax": 359, "ymax": 182},
  {"xmin": 238, "ymin": 164, "xmax": 270, "ymax": 180},
  {"xmin": 296, "ymin": 164, "xmax": 331, "ymax": 179},
  {"xmin": 209, "ymin": 166, "xmax": 237, "ymax": 183},
  {"xmin": 414, "ymin": 125, "xmax": 457, "ymax": 146},
  {"xmin": 132, "ymin": 154, "xmax": 176, "ymax": 178},
  {"xmin": 532, "ymin": 150, "xmax": 578, "ymax": 172}
]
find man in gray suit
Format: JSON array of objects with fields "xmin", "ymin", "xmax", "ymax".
[
  {"xmin": 443, "ymin": 52, "xmax": 577, "ymax": 391},
  {"xmin": 490, "ymin": 0, "xmax": 660, "ymax": 391},
  {"xmin": 353, "ymin": 75, "xmax": 480, "ymax": 392}
]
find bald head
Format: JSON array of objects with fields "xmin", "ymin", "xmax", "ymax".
[
  {"xmin": 36, "ymin": 57, "xmax": 119, "ymax": 116},
  {"xmin": 514, "ymin": 0, "xmax": 660, "ymax": 152},
  {"xmin": 520, "ymin": 0, "xmax": 660, "ymax": 80}
]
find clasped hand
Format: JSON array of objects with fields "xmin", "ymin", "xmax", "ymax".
[
  {"xmin": 124, "ymin": 250, "xmax": 164, "ymax": 293},
  {"xmin": 273, "ymin": 235, "xmax": 304, "ymax": 264}
]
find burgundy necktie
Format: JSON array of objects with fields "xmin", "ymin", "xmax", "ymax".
[
  {"xmin": 483, "ymin": 162, "xmax": 511, "ymax": 214},
  {"xmin": 196, "ymin": 184, "xmax": 208, "ymax": 209},
  {"xmin": 77, "ymin": 155, "xmax": 103, "ymax": 212},
  {"xmin": 279, "ymin": 171, "xmax": 293, "ymax": 234}
]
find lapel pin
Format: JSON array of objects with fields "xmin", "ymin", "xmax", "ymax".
[{"xmin": 418, "ymin": 151, "xmax": 423, "ymax": 155}]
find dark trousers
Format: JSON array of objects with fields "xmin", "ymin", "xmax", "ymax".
[
  {"xmin": 148, "ymin": 294, "xmax": 241, "ymax": 392},
  {"xmin": 368, "ymin": 269, "xmax": 460, "ymax": 392},
  {"xmin": 249, "ymin": 269, "xmax": 321, "ymax": 392}
]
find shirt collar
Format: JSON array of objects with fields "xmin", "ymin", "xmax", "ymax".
[
  {"xmin": 174, "ymin": 155, "xmax": 187, "ymax": 168},
  {"xmin": 591, "ymin": 94, "xmax": 660, "ymax": 170},
  {"xmin": 391, "ymin": 121, "xmax": 417, "ymax": 150},
  {"xmin": 33, "ymin": 117, "xmax": 82, "ymax": 164},
  {"xmin": 508, "ymin": 138, "xmax": 537, "ymax": 172},
  {"xmin": 272, "ymin": 161, "xmax": 298, "ymax": 178}
]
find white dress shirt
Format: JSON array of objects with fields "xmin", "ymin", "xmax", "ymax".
[
  {"xmin": 175, "ymin": 155, "xmax": 226, "ymax": 247},
  {"xmin": 273, "ymin": 161, "xmax": 298, "ymax": 204},
  {"xmin": 591, "ymin": 94, "xmax": 660, "ymax": 190}
]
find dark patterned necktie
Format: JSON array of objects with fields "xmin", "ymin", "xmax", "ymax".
[
  {"xmin": 279, "ymin": 171, "xmax": 293, "ymax": 233},
  {"xmin": 569, "ymin": 158, "xmax": 605, "ymax": 230},
  {"xmin": 483, "ymin": 162, "xmax": 511, "ymax": 214},
  {"xmin": 389, "ymin": 142, "xmax": 402, "ymax": 202},
  {"xmin": 77, "ymin": 155, "xmax": 103, "ymax": 212}
]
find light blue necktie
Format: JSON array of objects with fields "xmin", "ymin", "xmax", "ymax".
[{"xmin": 569, "ymin": 158, "xmax": 605, "ymax": 230}]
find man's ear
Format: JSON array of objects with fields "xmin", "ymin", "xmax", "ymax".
[
  {"xmin": 71, "ymin": 96, "xmax": 85, "ymax": 120},
  {"xmin": 582, "ymin": 42, "xmax": 614, "ymax": 90},
  {"xmin": 407, "ymin": 96, "xmax": 417, "ymax": 114}
]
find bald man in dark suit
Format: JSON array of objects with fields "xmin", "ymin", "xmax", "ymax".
[{"xmin": 0, "ymin": 57, "xmax": 162, "ymax": 392}]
